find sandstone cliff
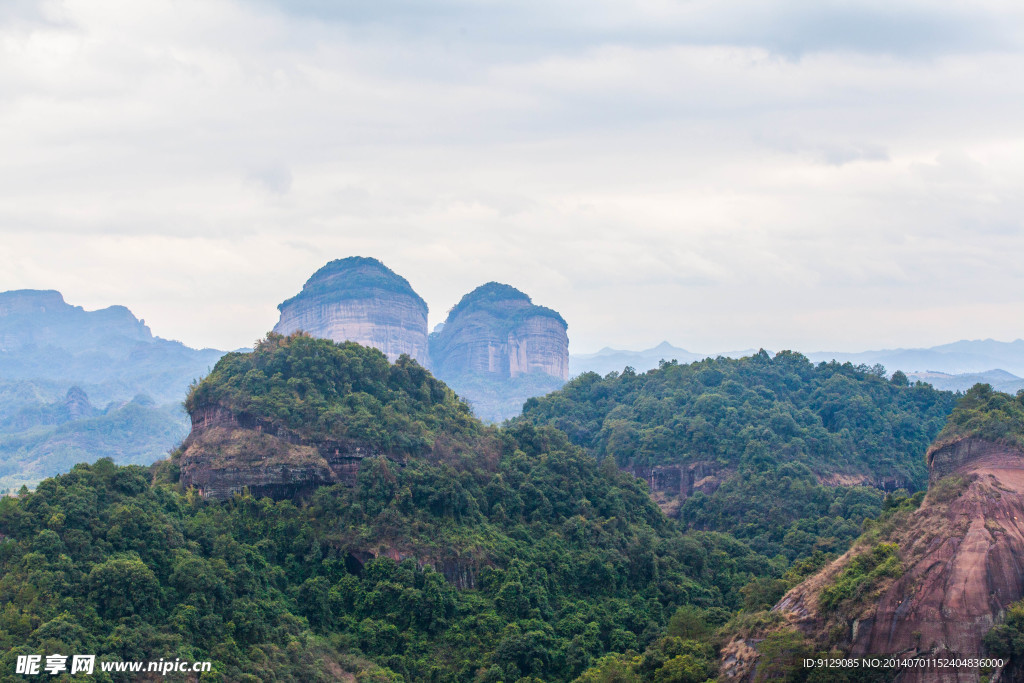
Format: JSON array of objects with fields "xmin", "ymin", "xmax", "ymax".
[
  {"xmin": 721, "ymin": 435, "xmax": 1024, "ymax": 682},
  {"xmin": 428, "ymin": 282, "xmax": 568, "ymax": 421},
  {"xmin": 273, "ymin": 257, "xmax": 429, "ymax": 365},
  {"xmin": 178, "ymin": 405, "xmax": 379, "ymax": 500},
  {"xmin": 429, "ymin": 282, "xmax": 568, "ymax": 381}
]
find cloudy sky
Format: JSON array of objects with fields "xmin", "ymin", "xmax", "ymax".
[{"xmin": 2, "ymin": 0, "xmax": 1023, "ymax": 354}]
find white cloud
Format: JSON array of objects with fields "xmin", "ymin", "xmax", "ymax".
[{"xmin": 0, "ymin": 0, "xmax": 1022, "ymax": 353}]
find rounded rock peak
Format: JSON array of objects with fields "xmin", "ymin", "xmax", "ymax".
[
  {"xmin": 278, "ymin": 256, "xmax": 427, "ymax": 313},
  {"xmin": 446, "ymin": 282, "xmax": 565, "ymax": 328}
]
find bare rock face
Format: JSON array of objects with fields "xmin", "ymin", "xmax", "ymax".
[
  {"xmin": 273, "ymin": 257, "xmax": 429, "ymax": 365},
  {"xmin": 724, "ymin": 437, "xmax": 1024, "ymax": 682},
  {"xmin": 179, "ymin": 405, "xmax": 380, "ymax": 500},
  {"xmin": 626, "ymin": 461, "xmax": 725, "ymax": 517},
  {"xmin": 427, "ymin": 282, "xmax": 568, "ymax": 422},
  {"xmin": 429, "ymin": 282, "xmax": 568, "ymax": 381}
]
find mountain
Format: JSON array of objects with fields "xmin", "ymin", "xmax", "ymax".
[
  {"xmin": 569, "ymin": 342, "xmax": 703, "ymax": 377},
  {"xmin": 906, "ymin": 368, "xmax": 1024, "ymax": 394},
  {"xmin": 518, "ymin": 351, "xmax": 958, "ymax": 558},
  {"xmin": 273, "ymin": 257, "xmax": 431, "ymax": 366},
  {"xmin": 0, "ymin": 289, "xmax": 223, "ymax": 404},
  {"xmin": 1, "ymin": 333, "xmax": 784, "ymax": 682},
  {"xmin": 179, "ymin": 332, "xmax": 486, "ymax": 500},
  {"xmin": 720, "ymin": 384, "xmax": 1024, "ymax": 682},
  {"xmin": 429, "ymin": 282, "xmax": 570, "ymax": 422},
  {"xmin": 803, "ymin": 339, "xmax": 1024, "ymax": 377},
  {"xmin": 0, "ymin": 289, "xmax": 225, "ymax": 489},
  {"xmin": 272, "ymin": 261, "xmax": 572, "ymax": 423},
  {"xmin": 570, "ymin": 339, "xmax": 1024, "ymax": 385}
]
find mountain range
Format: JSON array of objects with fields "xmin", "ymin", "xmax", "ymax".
[{"xmin": 571, "ymin": 340, "xmax": 1024, "ymax": 393}]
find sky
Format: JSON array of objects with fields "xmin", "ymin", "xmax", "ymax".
[{"xmin": 1, "ymin": 0, "xmax": 1023, "ymax": 354}]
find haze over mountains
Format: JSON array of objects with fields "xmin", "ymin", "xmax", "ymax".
[
  {"xmin": 571, "ymin": 340, "xmax": 1024, "ymax": 393},
  {"xmin": 0, "ymin": 289, "xmax": 224, "ymax": 490},
  {"xmin": 0, "ymin": 260, "xmax": 1021, "ymax": 490}
]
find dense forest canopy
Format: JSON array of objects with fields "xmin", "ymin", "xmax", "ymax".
[
  {"xmin": 518, "ymin": 351, "xmax": 958, "ymax": 558},
  {"xmin": 0, "ymin": 341, "xmax": 965, "ymax": 681},
  {"xmin": 186, "ymin": 334, "xmax": 482, "ymax": 457}
]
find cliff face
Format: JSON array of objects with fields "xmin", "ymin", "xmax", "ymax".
[
  {"xmin": 273, "ymin": 257, "xmax": 429, "ymax": 365},
  {"xmin": 626, "ymin": 461, "xmax": 726, "ymax": 517},
  {"xmin": 428, "ymin": 283, "xmax": 568, "ymax": 421},
  {"xmin": 429, "ymin": 282, "xmax": 568, "ymax": 381},
  {"xmin": 723, "ymin": 436, "xmax": 1024, "ymax": 682},
  {"xmin": 179, "ymin": 405, "xmax": 379, "ymax": 500}
]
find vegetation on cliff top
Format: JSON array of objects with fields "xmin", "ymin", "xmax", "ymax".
[
  {"xmin": 277, "ymin": 256, "xmax": 427, "ymax": 311},
  {"xmin": 443, "ymin": 282, "xmax": 566, "ymax": 329},
  {"xmin": 185, "ymin": 333, "xmax": 480, "ymax": 456},
  {"xmin": 928, "ymin": 382, "xmax": 1024, "ymax": 458}
]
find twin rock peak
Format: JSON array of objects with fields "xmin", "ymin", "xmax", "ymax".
[{"xmin": 272, "ymin": 257, "xmax": 569, "ymax": 420}]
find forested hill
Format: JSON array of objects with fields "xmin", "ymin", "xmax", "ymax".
[
  {"xmin": 518, "ymin": 351, "xmax": 958, "ymax": 558},
  {"xmin": 0, "ymin": 342, "xmax": 961, "ymax": 681},
  {"xmin": 2, "ymin": 336, "xmax": 788, "ymax": 682},
  {"xmin": 521, "ymin": 351, "xmax": 956, "ymax": 486}
]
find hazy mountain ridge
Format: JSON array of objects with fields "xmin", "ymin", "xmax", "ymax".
[
  {"xmin": 571, "ymin": 339, "xmax": 1024, "ymax": 393},
  {"xmin": 0, "ymin": 289, "xmax": 224, "ymax": 489}
]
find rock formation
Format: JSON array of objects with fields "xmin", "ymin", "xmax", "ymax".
[
  {"xmin": 428, "ymin": 282, "xmax": 569, "ymax": 421},
  {"xmin": 625, "ymin": 461, "xmax": 725, "ymax": 517},
  {"xmin": 721, "ymin": 435, "xmax": 1024, "ymax": 682},
  {"xmin": 429, "ymin": 282, "xmax": 568, "ymax": 381},
  {"xmin": 273, "ymin": 257, "xmax": 429, "ymax": 365},
  {"xmin": 178, "ymin": 404, "xmax": 379, "ymax": 500}
]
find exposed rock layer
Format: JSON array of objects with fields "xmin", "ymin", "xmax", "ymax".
[
  {"xmin": 179, "ymin": 406, "xmax": 379, "ymax": 500},
  {"xmin": 273, "ymin": 257, "xmax": 429, "ymax": 365},
  {"xmin": 626, "ymin": 461, "xmax": 725, "ymax": 517},
  {"xmin": 725, "ymin": 437, "xmax": 1024, "ymax": 682},
  {"xmin": 429, "ymin": 282, "xmax": 568, "ymax": 381}
]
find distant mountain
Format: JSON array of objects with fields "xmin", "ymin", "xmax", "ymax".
[
  {"xmin": 0, "ymin": 289, "xmax": 224, "ymax": 404},
  {"xmin": 569, "ymin": 341, "xmax": 704, "ymax": 377},
  {"xmin": 803, "ymin": 339, "xmax": 1024, "ymax": 377},
  {"xmin": 906, "ymin": 369, "xmax": 1024, "ymax": 394},
  {"xmin": 571, "ymin": 339, "xmax": 1024, "ymax": 387},
  {"xmin": 429, "ymin": 282, "xmax": 569, "ymax": 422},
  {"xmin": 0, "ymin": 289, "xmax": 226, "ymax": 488}
]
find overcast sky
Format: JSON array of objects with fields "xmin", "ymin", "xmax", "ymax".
[{"xmin": 2, "ymin": 0, "xmax": 1023, "ymax": 354}]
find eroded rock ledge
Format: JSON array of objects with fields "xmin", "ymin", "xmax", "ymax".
[
  {"xmin": 179, "ymin": 406, "xmax": 381, "ymax": 500},
  {"xmin": 722, "ymin": 437, "xmax": 1024, "ymax": 683}
]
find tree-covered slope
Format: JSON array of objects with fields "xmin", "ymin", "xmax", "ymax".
[
  {"xmin": 518, "ymin": 351, "xmax": 958, "ymax": 558},
  {"xmin": 1, "ymin": 438, "xmax": 770, "ymax": 681},
  {"xmin": 185, "ymin": 333, "xmax": 483, "ymax": 457},
  {"xmin": 0, "ymin": 342, "xmax": 958, "ymax": 682}
]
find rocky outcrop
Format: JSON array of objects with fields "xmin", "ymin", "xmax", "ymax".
[
  {"xmin": 273, "ymin": 257, "xmax": 429, "ymax": 365},
  {"xmin": 927, "ymin": 437, "xmax": 1020, "ymax": 483},
  {"xmin": 429, "ymin": 283, "xmax": 568, "ymax": 381},
  {"xmin": 723, "ymin": 437, "xmax": 1024, "ymax": 682},
  {"xmin": 428, "ymin": 283, "xmax": 569, "ymax": 421},
  {"xmin": 179, "ymin": 406, "xmax": 380, "ymax": 500},
  {"xmin": 626, "ymin": 461, "xmax": 725, "ymax": 516}
]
